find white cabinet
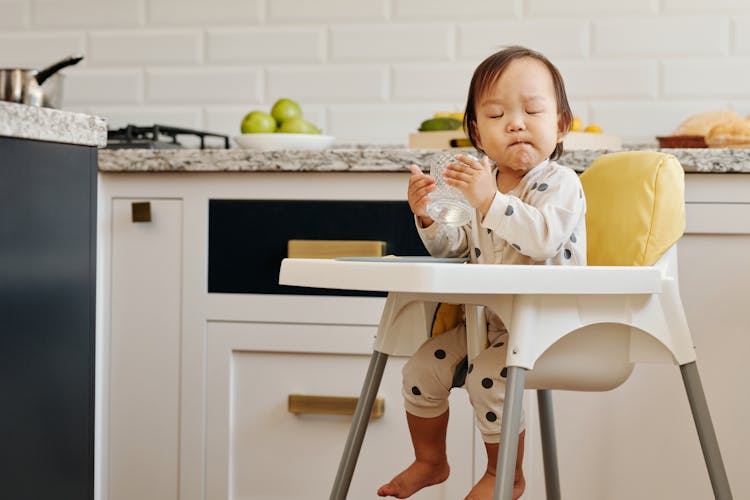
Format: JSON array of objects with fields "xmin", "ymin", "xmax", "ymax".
[
  {"xmin": 98, "ymin": 172, "xmax": 479, "ymax": 500},
  {"xmin": 106, "ymin": 198, "xmax": 183, "ymax": 500},
  {"xmin": 99, "ymin": 171, "xmax": 750, "ymax": 500},
  {"xmin": 204, "ymin": 321, "xmax": 476, "ymax": 500}
]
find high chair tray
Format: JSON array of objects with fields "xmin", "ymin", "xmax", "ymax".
[
  {"xmin": 335, "ymin": 256, "xmax": 468, "ymax": 263},
  {"xmin": 279, "ymin": 258, "xmax": 662, "ymax": 295}
]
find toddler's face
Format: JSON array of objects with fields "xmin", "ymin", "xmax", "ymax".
[{"xmin": 472, "ymin": 57, "xmax": 565, "ymax": 174}]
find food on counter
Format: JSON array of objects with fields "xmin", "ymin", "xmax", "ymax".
[
  {"xmin": 418, "ymin": 117, "xmax": 463, "ymax": 131},
  {"xmin": 673, "ymin": 109, "xmax": 742, "ymax": 136},
  {"xmin": 570, "ymin": 116, "xmax": 583, "ymax": 132},
  {"xmin": 584, "ymin": 124, "xmax": 602, "ymax": 133},
  {"xmin": 240, "ymin": 110, "xmax": 277, "ymax": 134},
  {"xmin": 278, "ymin": 117, "xmax": 321, "ymax": 134},
  {"xmin": 658, "ymin": 109, "xmax": 750, "ymax": 148},
  {"xmin": 240, "ymin": 98, "xmax": 322, "ymax": 135},
  {"xmin": 271, "ymin": 98, "xmax": 302, "ymax": 125},
  {"xmin": 433, "ymin": 111, "xmax": 465, "ymax": 121},
  {"xmin": 705, "ymin": 119, "xmax": 750, "ymax": 147}
]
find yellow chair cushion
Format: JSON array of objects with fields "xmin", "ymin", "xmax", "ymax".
[
  {"xmin": 431, "ymin": 303, "xmax": 462, "ymax": 336},
  {"xmin": 580, "ymin": 151, "xmax": 685, "ymax": 266},
  {"xmin": 432, "ymin": 151, "xmax": 685, "ymax": 335}
]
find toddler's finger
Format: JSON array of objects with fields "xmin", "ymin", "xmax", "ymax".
[{"xmin": 409, "ymin": 164, "xmax": 424, "ymax": 176}]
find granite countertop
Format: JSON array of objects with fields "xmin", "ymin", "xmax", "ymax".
[
  {"xmin": 0, "ymin": 101, "xmax": 107, "ymax": 147},
  {"xmin": 98, "ymin": 144, "xmax": 750, "ymax": 174}
]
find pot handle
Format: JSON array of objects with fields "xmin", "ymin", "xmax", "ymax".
[{"xmin": 35, "ymin": 55, "xmax": 84, "ymax": 85}]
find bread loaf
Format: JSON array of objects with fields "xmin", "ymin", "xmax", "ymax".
[
  {"xmin": 705, "ymin": 118, "xmax": 750, "ymax": 147},
  {"xmin": 673, "ymin": 110, "xmax": 742, "ymax": 136}
]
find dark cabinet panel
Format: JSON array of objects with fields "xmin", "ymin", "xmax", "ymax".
[
  {"xmin": 208, "ymin": 199, "xmax": 429, "ymax": 296},
  {"xmin": 0, "ymin": 136, "xmax": 96, "ymax": 500}
]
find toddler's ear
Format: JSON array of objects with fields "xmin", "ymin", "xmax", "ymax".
[
  {"xmin": 557, "ymin": 114, "xmax": 570, "ymax": 143},
  {"xmin": 470, "ymin": 120, "xmax": 483, "ymax": 149}
]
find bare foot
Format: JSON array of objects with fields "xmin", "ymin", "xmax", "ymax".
[
  {"xmin": 464, "ymin": 470, "xmax": 526, "ymax": 500},
  {"xmin": 377, "ymin": 460, "xmax": 450, "ymax": 498}
]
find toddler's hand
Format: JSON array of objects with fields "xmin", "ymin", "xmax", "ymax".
[
  {"xmin": 407, "ymin": 164, "xmax": 436, "ymax": 227},
  {"xmin": 444, "ymin": 154, "xmax": 496, "ymax": 216}
]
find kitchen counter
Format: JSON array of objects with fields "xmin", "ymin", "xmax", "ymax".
[
  {"xmin": 0, "ymin": 101, "xmax": 107, "ymax": 147},
  {"xmin": 98, "ymin": 144, "xmax": 750, "ymax": 174}
]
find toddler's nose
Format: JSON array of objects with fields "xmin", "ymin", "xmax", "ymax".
[{"xmin": 506, "ymin": 114, "xmax": 526, "ymax": 132}]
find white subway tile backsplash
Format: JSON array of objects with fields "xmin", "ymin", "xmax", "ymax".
[
  {"xmin": 89, "ymin": 106, "xmax": 202, "ymax": 130},
  {"xmin": 457, "ymin": 20, "xmax": 589, "ymax": 60},
  {"xmin": 734, "ymin": 17, "xmax": 750, "ymax": 54},
  {"xmin": 266, "ymin": 66, "xmax": 388, "ymax": 102},
  {"xmin": 0, "ymin": 32, "xmax": 85, "ymax": 67},
  {"xmin": 392, "ymin": 64, "xmax": 474, "ymax": 101},
  {"xmin": 592, "ymin": 16, "xmax": 729, "ymax": 56},
  {"xmin": 3, "ymin": 2, "xmax": 744, "ymax": 144},
  {"xmin": 590, "ymin": 101, "xmax": 729, "ymax": 142},
  {"xmin": 146, "ymin": 67, "xmax": 261, "ymax": 103},
  {"xmin": 63, "ymin": 69, "xmax": 143, "ymax": 104},
  {"xmin": 662, "ymin": 59, "xmax": 750, "ymax": 98},
  {"xmin": 393, "ymin": 0, "xmax": 520, "ymax": 20},
  {"xmin": 31, "ymin": 0, "xmax": 143, "ymax": 28},
  {"xmin": 527, "ymin": 0, "xmax": 657, "ymax": 16},
  {"xmin": 148, "ymin": 0, "xmax": 261, "ymax": 26},
  {"xmin": 207, "ymin": 28, "xmax": 324, "ymax": 64},
  {"xmin": 331, "ymin": 24, "xmax": 453, "ymax": 62},
  {"xmin": 0, "ymin": 2, "xmax": 28, "ymax": 29},
  {"xmin": 268, "ymin": 0, "xmax": 387, "ymax": 23},
  {"xmin": 89, "ymin": 30, "xmax": 202, "ymax": 65},
  {"xmin": 557, "ymin": 60, "xmax": 658, "ymax": 99},
  {"xmin": 663, "ymin": 0, "xmax": 750, "ymax": 13},
  {"xmin": 328, "ymin": 104, "xmax": 444, "ymax": 144}
]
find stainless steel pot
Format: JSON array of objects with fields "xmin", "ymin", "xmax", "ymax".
[{"xmin": 0, "ymin": 55, "xmax": 83, "ymax": 108}]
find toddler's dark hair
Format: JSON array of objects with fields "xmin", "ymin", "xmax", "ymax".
[{"xmin": 464, "ymin": 46, "xmax": 573, "ymax": 161}]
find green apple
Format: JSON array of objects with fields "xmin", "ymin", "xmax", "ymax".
[
  {"xmin": 271, "ymin": 98, "xmax": 302, "ymax": 125},
  {"xmin": 240, "ymin": 110, "xmax": 277, "ymax": 133},
  {"xmin": 277, "ymin": 117, "xmax": 321, "ymax": 134}
]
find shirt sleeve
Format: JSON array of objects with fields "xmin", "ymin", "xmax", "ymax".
[
  {"xmin": 481, "ymin": 166, "xmax": 585, "ymax": 261},
  {"xmin": 415, "ymin": 215, "xmax": 471, "ymax": 258}
]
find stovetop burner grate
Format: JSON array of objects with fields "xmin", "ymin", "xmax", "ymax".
[{"xmin": 106, "ymin": 124, "xmax": 230, "ymax": 149}]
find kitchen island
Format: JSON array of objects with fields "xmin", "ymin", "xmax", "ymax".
[
  {"xmin": 97, "ymin": 145, "xmax": 747, "ymax": 500},
  {"xmin": 98, "ymin": 143, "xmax": 750, "ymax": 173},
  {"xmin": 0, "ymin": 101, "xmax": 106, "ymax": 500}
]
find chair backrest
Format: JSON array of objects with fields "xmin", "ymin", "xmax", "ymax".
[{"xmin": 580, "ymin": 151, "xmax": 685, "ymax": 266}]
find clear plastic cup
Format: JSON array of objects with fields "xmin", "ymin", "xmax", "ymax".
[{"xmin": 426, "ymin": 152, "xmax": 474, "ymax": 226}]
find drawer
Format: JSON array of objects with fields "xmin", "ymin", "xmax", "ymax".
[
  {"xmin": 204, "ymin": 321, "xmax": 476, "ymax": 500},
  {"xmin": 208, "ymin": 199, "xmax": 429, "ymax": 295}
]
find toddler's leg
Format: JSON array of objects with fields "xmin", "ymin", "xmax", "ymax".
[
  {"xmin": 464, "ymin": 334, "xmax": 526, "ymax": 499},
  {"xmin": 377, "ymin": 411, "xmax": 451, "ymax": 498},
  {"xmin": 465, "ymin": 432, "xmax": 526, "ymax": 500},
  {"xmin": 378, "ymin": 326, "xmax": 468, "ymax": 498}
]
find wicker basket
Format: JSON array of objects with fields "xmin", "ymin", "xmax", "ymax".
[{"xmin": 656, "ymin": 135, "xmax": 707, "ymax": 148}]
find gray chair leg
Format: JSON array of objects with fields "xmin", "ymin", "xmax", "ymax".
[
  {"xmin": 537, "ymin": 390, "xmax": 561, "ymax": 500},
  {"xmin": 330, "ymin": 350, "xmax": 389, "ymax": 500},
  {"xmin": 680, "ymin": 361, "xmax": 734, "ymax": 500},
  {"xmin": 493, "ymin": 366, "xmax": 527, "ymax": 500}
]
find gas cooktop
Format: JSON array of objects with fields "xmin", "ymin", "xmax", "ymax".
[{"xmin": 105, "ymin": 124, "xmax": 230, "ymax": 150}]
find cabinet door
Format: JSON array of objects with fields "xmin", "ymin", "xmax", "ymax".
[
  {"xmin": 108, "ymin": 199, "xmax": 182, "ymax": 500},
  {"xmin": 205, "ymin": 321, "xmax": 477, "ymax": 499}
]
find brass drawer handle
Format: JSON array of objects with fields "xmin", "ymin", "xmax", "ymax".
[
  {"xmin": 131, "ymin": 201, "xmax": 152, "ymax": 223},
  {"xmin": 287, "ymin": 239, "xmax": 385, "ymax": 259},
  {"xmin": 288, "ymin": 394, "xmax": 385, "ymax": 419}
]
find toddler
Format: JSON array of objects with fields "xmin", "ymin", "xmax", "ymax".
[{"xmin": 377, "ymin": 46, "xmax": 587, "ymax": 500}]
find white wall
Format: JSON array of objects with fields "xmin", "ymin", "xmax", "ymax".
[{"xmin": 2, "ymin": 0, "xmax": 750, "ymax": 145}]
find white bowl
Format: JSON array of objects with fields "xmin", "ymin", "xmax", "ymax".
[{"xmin": 233, "ymin": 133, "xmax": 335, "ymax": 151}]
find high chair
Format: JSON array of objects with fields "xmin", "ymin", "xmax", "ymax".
[{"xmin": 278, "ymin": 151, "xmax": 733, "ymax": 500}]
